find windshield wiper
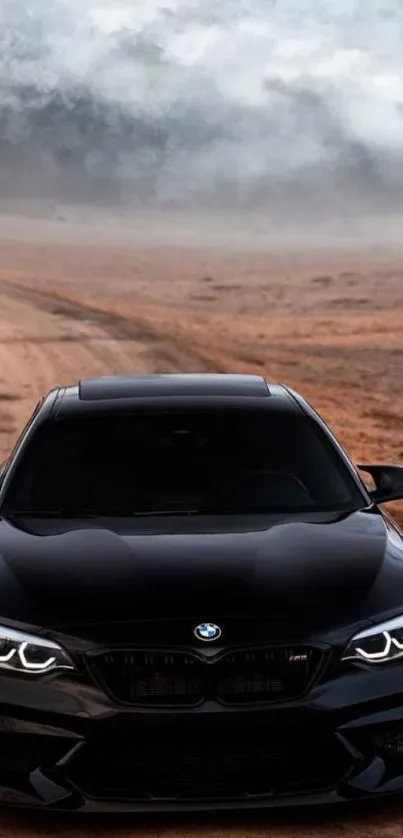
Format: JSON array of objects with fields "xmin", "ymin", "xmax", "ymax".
[
  {"xmin": 129, "ymin": 509, "xmax": 202, "ymax": 517},
  {"xmin": 4, "ymin": 510, "xmax": 100, "ymax": 518},
  {"xmin": 4, "ymin": 508, "xmax": 202, "ymax": 519}
]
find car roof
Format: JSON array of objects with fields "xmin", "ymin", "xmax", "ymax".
[{"xmin": 49, "ymin": 374, "xmax": 301, "ymax": 417}]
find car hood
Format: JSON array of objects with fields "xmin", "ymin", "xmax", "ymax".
[{"xmin": 0, "ymin": 508, "xmax": 401, "ymax": 641}]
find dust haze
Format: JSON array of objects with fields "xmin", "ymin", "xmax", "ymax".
[{"xmin": 1, "ymin": 0, "xmax": 403, "ymax": 238}]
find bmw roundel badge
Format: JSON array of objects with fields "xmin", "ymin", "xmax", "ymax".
[{"xmin": 194, "ymin": 622, "xmax": 222, "ymax": 642}]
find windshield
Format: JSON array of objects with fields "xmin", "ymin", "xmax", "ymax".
[{"xmin": 2, "ymin": 409, "xmax": 363, "ymax": 517}]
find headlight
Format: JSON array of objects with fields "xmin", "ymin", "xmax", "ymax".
[
  {"xmin": 342, "ymin": 616, "xmax": 403, "ymax": 664},
  {"xmin": 0, "ymin": 625, "xmax": 75, "ymax": 675}
]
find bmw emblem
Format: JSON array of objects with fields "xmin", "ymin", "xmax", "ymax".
[{"xmin": 194, "ymin": 622, "xmax": 222, "ymax": 642}]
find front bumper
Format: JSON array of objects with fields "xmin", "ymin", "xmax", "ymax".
[{"xmin": 2, "ymin": 658, "xmax": 403, "ymax": 813}]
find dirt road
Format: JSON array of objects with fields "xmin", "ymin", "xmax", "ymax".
[
  {"xmin": 1, "ymin": 220, "xmax": 403, "ymax": 835},
  {"xmin": 0, "ymin": 275, "xmax": 209, "ymax": 461},
  {"xmin": 0, "ymin": 281, "xmax": 149, "ymax": 458},
  {"xmin": 2, "ymin": 799, "xmax": 403, "ymax": 838}
]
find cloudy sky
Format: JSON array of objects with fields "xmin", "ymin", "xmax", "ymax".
[{"xmin": 0, "ymin": 0, "xmax": 402, "ymax": 211}]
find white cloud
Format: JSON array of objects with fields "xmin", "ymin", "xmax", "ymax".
[{"xmin": 1, "ymin": 0, "xmax": 403, "ymax": 206}]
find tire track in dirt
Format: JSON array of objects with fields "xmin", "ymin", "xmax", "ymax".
[
  {"xmin": 0, "ymin": 280, "xmax": 209, "ymax": 462},
  {"xmin": 0, "ymin": 280, "xmax": 214, "ymax": 373}
]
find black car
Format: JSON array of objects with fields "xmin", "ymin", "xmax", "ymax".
[{"xmin": 1, "ymin": 372, "xmax": 403, "ymax": 812}]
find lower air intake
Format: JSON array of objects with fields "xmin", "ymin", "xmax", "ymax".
[{"xmin": 69, "ymin": 729, "xmax": 351, "ymax": 801}]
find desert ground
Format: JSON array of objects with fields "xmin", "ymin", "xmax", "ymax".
[{"xmin": 1, "ymin": 212, "xmax": 403, "ymax": 837}]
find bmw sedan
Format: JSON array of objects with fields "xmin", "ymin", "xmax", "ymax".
[{"xmin": 0, "ymin": 373, "xmax": 403, "ymax": 811}]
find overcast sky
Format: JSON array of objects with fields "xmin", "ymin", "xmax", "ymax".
[{"xmin": 0, "ymin": 0, "xmax": 402, "ymax": 210}]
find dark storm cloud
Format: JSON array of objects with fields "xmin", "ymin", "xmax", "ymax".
[{"xmin": 0, "ymin": 0, "xmax": 402, "ymax": 213}]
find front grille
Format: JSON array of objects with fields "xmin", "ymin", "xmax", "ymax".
[
  {"xmin": 69, "ymin": 729, "xmax": 351, "ymax": 801},
  {"xmin": 90, "ymin": 646, "xmax": 324, "ymax": 707},
  {"xmin": 94, "ymin": 651, "xmax": 205, "ymax": 707}
]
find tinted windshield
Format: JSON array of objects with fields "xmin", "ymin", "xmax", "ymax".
[{"xmin": 2, "ymin": 409, "xmax": 363, "ymax": 516}]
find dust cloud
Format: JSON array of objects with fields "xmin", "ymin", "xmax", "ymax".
[{"xmin": 0, "ymin": 0, "xmax": 403, "ymax": 232}]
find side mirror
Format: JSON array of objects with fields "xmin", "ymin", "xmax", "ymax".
[{"xmin": 357, "ymin": 464, "xmax": 403, "ymax": 504}]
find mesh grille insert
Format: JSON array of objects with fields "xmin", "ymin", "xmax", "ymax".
[{"xmin": 90, "ymin": 646, "xmax": 324, "ymax": 707}]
